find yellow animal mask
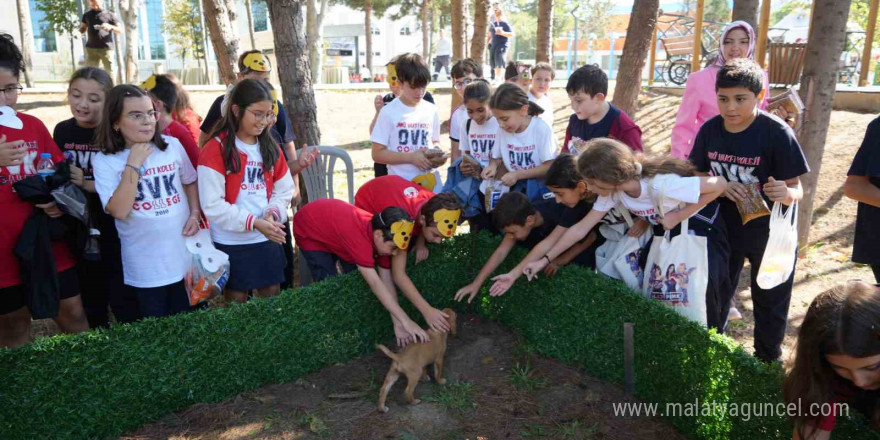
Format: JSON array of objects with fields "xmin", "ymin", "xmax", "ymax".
[
  {"xmin": 433, "ymin": 208, "xmax": 461, "ymax": 238},
  {"xmin": 270, "ymin": 89, "xmax": 279, "ymax": 116},
  {"xmin": 243, "ymin": 52, "xmax": 272, "ymax": 72},
  {"xmin": 386, "ymin": 64, "xmax": 399, "ymax": 89},
  {"xmin": 390, "ymin": 220, "xmax": 415, "ymax": 250},
  {"xmin": 140, "ymin": 75, "xmax": 157, "ymax": 91},
  {"xmin": 412, "ymin": 173, "xmax": 436, "ymax": 191}
]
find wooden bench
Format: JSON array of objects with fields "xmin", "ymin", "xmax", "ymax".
[{"xmin": 768, "ymin": 42, "xmax": 807, "ymax": 87}]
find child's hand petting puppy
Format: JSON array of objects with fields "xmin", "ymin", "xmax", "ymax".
[{"xmin": 423, "ymin": 307, "xmax": 451, "ymax": 333}]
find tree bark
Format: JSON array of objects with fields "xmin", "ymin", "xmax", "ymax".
[
  {"xmin": 306, "ymin": 0, "xmax": 328, "ymax": 84},
  {"xmin": 365, "ymin": 0, "xmax": 373, "ymax": 74},
  {"xmin": 535, "ymin": 0, "xmax": 553, "ymax": 63},
  {"xmin": 731, "ymin": 0, "xmax": 760, "ymax": 32},
  {"xmin": 245, "ymin": 0, "xmax": 257, "ymax": 49},
  {"xmin": 611, "ymin": 0, "xmax": 659, "ymax": 116},
  {"xmin": 15, "ymin": 0, "xmax": 35, "ymax": 88},
  {"xmin": 118, "ymin": 0, "xmax": 141, "ymax": 84},
  {"xmin": 198, "ymin": 0, "xmax": 211, "ymax": 83},
  {"xmin": 795, "ymin": 0, "xmax": 853, "ymax": 246},
  {"xmin": 266, "ymin": 0, "xmax": 321, "ymax": 148},
  {"xmin": 421, "ymin": 0, "xmax": 430, "ymax": 60},
  {"xmin": 470, "ymin": 0, "xmax": 489, "ymax": 62},
  {"xmin": 225, "ymin": 0, "xmax": 239, "ymax": 31},
  {"xmin": 451, "ymin": 0, "xmax": 464, "ymax": 61},
  {"xmin": 204, "ymin": 0, "xmax": 240, "ymax": 85}
]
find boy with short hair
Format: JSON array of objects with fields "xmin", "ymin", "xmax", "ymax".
[
  {"xmin": 140, "ymin": 74, "xmax": 200, "ymax": 167},
  {"xmin": 688, "ymin": 58, "xmax": 809, "ymax": 363},
  {"xmin": 449, "ymin": 58, "xmax": 483, "ymax": 161},
  {"xmin": 371, "ymin": 53, "xmax": 445, "ymax": 192},
  {"xmin": 562, "ymin": 64, "xmax": 643, "ymax": 154}
]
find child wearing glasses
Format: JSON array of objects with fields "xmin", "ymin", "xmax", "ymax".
[{"xmin": 198, "ymin": 79, "xmax": 295, "ymax": 304}]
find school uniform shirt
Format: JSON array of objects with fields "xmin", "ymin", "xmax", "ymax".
[
  {"xmin": 198, "ymin": 137, "xmax": 295, "ymax": 245},
  {"xmin": 162, "ymin": 119, "xmax": 200, "ymax": 168},
  {"xmin": 519, "ymin": 199, "xmax": 565, "ymax": 249},
  {"xmin": 459, "ymin": 116, "xmax": 498, "ymax": 168},
  {"xmin": 592, "ymin": 175, "xmax": 702, "ymax": 226},
  {"xmin": 491, "ymin": 117, "xmax": 557, "ymax": 173},
  {"xmin": 0, "ymin": 113, "xmax": 77, "ymax": 288},
  {"xmin": 53, "ymin": 118, "xmax": 106, "ymax": 237},
  {"xmin": 689, "ymin": 111, "xmax": 809, "ymax": 237},
  {"xmin": 93, "ymin": 136, "xmax": 197, "ymax": 288},
  {"xmin": 528, "ymin": 91, "xmax": 555, "ymax": 130},
  {"xmin": 293, "ymin": 198, "xmax": 377, "ymax": 268},
  {"xmin": 200, "ymin": 94, "xmax": 296, "ymax": 147},
  {"xmin": 370, "ymin": 97, "xmax": 442, "ymax": 191},
  {"xmin": 848, "ymin": 116, "xmax": 880, "ymax": 266},
  {"xmin": 171, "ymin": 108, "xmax": 201, "ymax": 146},
  {"xmin": 382, "ymin": 91, "xmax": 435, "ymax": 105},
  {"xmin": 562, "ymin": 104, "xmax": 643, "ymax": 153},
  {"xmin": 448, "ymin": 105, "xmax": 467, "ymax": 144}
]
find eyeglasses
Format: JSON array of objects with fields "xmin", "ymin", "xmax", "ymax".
[
  {"xmin": 125, "ymin": 110, "xmax": 160, "ymax": 123},
  {"xmin": 0, "ymin": 85, "xmax": 24, "ymax": 97},
  {"xmin": 246, "ymin": 108, "xmax": 277, "ymax": 123},
  {"xmin": 453, "ymin": 78, "xmax": 474, "ymax": 90}
]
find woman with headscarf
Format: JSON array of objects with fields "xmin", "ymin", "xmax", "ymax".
[{"xmin": 670, "ymin": 21, "xmax": 770, "ymax": 160}]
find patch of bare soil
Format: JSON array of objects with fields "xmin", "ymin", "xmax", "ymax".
[{"xmin": 121, "ymin": 315, "xmax": 684, "ymax": 440}]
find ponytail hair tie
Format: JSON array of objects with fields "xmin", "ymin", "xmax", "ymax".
[{"xmin": 634, "ymin": 162, "xmax": 643, "ymax": 176}]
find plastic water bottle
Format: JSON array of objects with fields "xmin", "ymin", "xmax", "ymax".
[{"xmin": 36, "ymin": 153, "xmax": 55, "ymax": 181}]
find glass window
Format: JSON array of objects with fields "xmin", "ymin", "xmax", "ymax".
[
  {"xmin": 138, "ymin": 0, "xmax": 166, "ymax": 59},
  {"xmin": 252, "ymin": 0, "xmax": 269, "ymax": 32},
  {"xmin": 400, "ymin": 26, "xmax": 411, "ymax": 36},
  {"xmin": 29, "ymin": 2, "xmax": 57, "ymax": 52}
]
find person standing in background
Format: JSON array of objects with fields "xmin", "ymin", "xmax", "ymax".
[
  {"xmin": 487, "ymin": 2, "xmax": 514, "ymax": 83},
  {"xmin": 433, "ymin": 30, "xmax": 452, "ymax": 82},
  {"xmin": 79, "ymin": 0, "xmax": 122, "ymax": 77}
]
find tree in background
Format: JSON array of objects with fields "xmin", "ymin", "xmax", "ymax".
[
  {"xmin": 612, "ymin": 0, "xmax": 658, "ymax": 116},
  {"xmin": 118, "ymin": 0, "xmax": 141, "ymax": 83},
  {"xmin": 451, "ymin": 0, "xmax": 464, "ymax": 61},
  {"xmin": 306, "ymin": 0, "xmax": 330, "ymax": 83},
  {"xmin": 204, "ymin": 0, "xmax": 240, "ymax": 84},
  {"xmin": 163, "ymin": 0, "xmax": 207, "ymax": 83},
  {"xmin": 687, "ymin": 0, "xmax": 730, "ymax": 23},
  {"xmin": 245, "ymin": 0, "xmax": 257, "ymax": 49},
  {"xmin": 470, "ymin": 0, "xmax": 490, "ymax": 62},
  {"xmin": 731, "ymin": 0, "xmax": 759, "ymax": 30},
  {"xmin": 535, "ymin": 0, "xmax": 554, "ymax": 63},
  {"xmin": 15, "ymin": 0, "xmax": 36, "ymax": 87},
  {"xmin": 338, "ymin": 0, "xmax": 392, "ymax": 78},
  {"xmin": 796, "ymin": 0, "xmax": 853, "ymax": 245},
  {"xmin": 35, "ymin": 0, "xmax": 81, "ymax": 73}
]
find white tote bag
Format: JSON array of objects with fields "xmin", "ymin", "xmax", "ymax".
[
  {"xmin": 595, "ymin": 206, "xmax": 633, "ymax": 278},
  {"xmin": 756, "ymin": 202, "xmax": 798, "ymax": 290},
  {"xmin": 594, "ymin": 209, "xmax": 651, "ymax": 291}
]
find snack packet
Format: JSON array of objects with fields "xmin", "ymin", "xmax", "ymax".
[{"xmin": 735, "ymin": 182, "xmax": 771, "ymax": 225}]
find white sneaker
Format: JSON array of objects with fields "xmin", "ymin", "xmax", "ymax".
[{"xmin": 728, "ymin": 306, "xmax": 743, "ymax": 321}]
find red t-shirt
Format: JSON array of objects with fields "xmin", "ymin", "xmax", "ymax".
[
  {"xmin": 817, "ymin": 379, "xmax": 864, "ymax": 432},
  {"xmin": 293, "ymin": 199, "xmax": 377, "ymax": 268},
  {"xmin": 171, "ymin": 108, "xmax": 202, "ymax": 146},
  {"xmin": 355, "ymin": 175, "xmax": 434, "ymax": 268},
  {"xmin": 162, "ymin": 120, "xmax": 200, "ymax": 168},
  {"xmin": 0, "ymin": 112, "xmax": 77, "ymax": 288}
]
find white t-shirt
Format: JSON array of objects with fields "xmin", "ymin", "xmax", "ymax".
[
  {"xmin": 491, "ymin": 117, "xmax": 557, "ymax": 172},
  {"xmin": 449, "ymin": 105, "xmax": 467, "ymax": 143},
  {"xmin": 93, "ymin": 136, "xmax": 198, "ymax": 288},
  {"xmin": 459, "ymin": 116, "xmax": 498, "ymax": 168},
  {"xmin": 592, "ymin": 174, "xmax": 701, "ymax": 225},
  {"xmin": 528, "ymin": 91, "xmax": 555, "ymax": 130},
  {"xmin": 436, "ymin": 38, "xmax": 452, "ymax": 57},
  {"xmin": 210, "ymin": 138, "xmax": 270, "ymax": 245},
  {"xmin": 370, "ymin": 97, "xmax": 442, "ymax": 191}
]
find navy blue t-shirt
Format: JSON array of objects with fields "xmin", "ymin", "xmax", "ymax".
[
  {"xmin": 689, "ymin": 111, "xmax": 809, "ymax": 239},
  {"xmin": 200, "ymin": 94, "xmax": 296, "ymax": 147},
  {"xmin": 518, "ymin": 199, "xmax": 565, "ymax": 250},
  {"xmin": 382, "ymin": 91, "xmax": 435, "ymax": 105},
  {"xmin": 490, "ymin": 19, "xmax": 512, "ymax": 49},
  {"xmin": 848, "ymin": 116, "xmax": 880, "ymax": 265},
  {"xmin": 566, "ymin": 104, "xmax": 621, "ymax": 148}
]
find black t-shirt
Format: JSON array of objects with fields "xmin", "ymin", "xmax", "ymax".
[
  {"xmin": 82, "ymin": 9, "xmax": 117, "ymax": 49},
  {"xmin": 200, "ymin": 94, "xmax": 296, "ymax": 150},
  {"xmin": 566, "ymin": 104, "xmax": 620, "ymax": 147},
  {"xmin": 848, "ymin": 116, "xmax": 880, "ymax": 265},
  {"xmin": 490, "ymin": 19, "xmax": 512, "ymax": 49},
  {"xmin": 53, "ymin": 118, "xmax": 98, "ymax": 178},
  {"xmin": 689, "ymin": 111, "xmax": 809, "ymax": 235},
  {"xmin": 382, "ymin": 91, "xmax": 435, "ymax": 105},
  {"xmin": 519, "ymin": 199, "xmax": 565, "ymax": 249},
  {"xmin": 558, "ymin": 199, "xmax": 592, "ymax": 228}
]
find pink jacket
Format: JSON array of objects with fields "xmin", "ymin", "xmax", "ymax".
[{"xmin": 670, "ymin": 66, "xmax": 769, "ymax": 159}]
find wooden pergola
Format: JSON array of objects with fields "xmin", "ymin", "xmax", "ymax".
[{"xmin": 649, "ymin": 0, "xmax": 880, "ymax": 88}]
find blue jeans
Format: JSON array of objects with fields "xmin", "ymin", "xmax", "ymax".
[{"xmin": 301, "ymin": 250, "xmax": 358, "ymax": 282}]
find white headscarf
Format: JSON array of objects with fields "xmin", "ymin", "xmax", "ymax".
[{"xmin": 713, "ymin": 20, "xmax": 758, "ymax": 66}]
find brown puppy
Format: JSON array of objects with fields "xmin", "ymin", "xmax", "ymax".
[{"xmin": 376, "ymin": 308, "xmax": 457, "ymax": 413}]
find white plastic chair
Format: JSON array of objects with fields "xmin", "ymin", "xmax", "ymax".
[{"xmin": 297, "ymin": 146, "xmax": 355, "ymax": 287}]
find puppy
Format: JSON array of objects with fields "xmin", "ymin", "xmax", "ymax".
[{"xmin": 376, "ymin": 308, "xmax": 457, "ymax": 413}]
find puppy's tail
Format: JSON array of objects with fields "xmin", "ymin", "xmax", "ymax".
[{"xmin": 375, "ymin": 344, "xmax": 400, "ymax": 361}]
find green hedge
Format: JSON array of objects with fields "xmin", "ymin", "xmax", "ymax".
[{"xmin": 0, "ymin": 232, "xmax": 876, "ymax": 439}]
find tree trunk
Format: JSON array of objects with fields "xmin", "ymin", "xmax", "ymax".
[
  {"xmin": 119, "ymin": 0, "xmax": 141, "ymax": 84},
  {"xmin": 225, "ymin": 0, "xmax": 239, "ymax": 31},
  {"xmin": 204, "ymin": 0, "xmax": 240, "ymax": 84},
  {"xmin": 731, "ymin": 0, "xmax": 760, "ymax": 32},
  {"xmin": 306, "ymin": 0, "xmax": 327, "ymax": 84},
  {"xmin": 245, "ymin": 0, "xmax": 257, "ymax": 49},
  {"xmin": 365, "ymin": 0, "xmax": 373, "ymax": 74},
  {"xmin": 69, "ymin": 36, "xmax": 76, "ymax": 73},
  {"xmin": 113, "ymin": 0, "xmax": 125, "ymax": 84},
  {"xmin": 795, "ymin": 0, "xmax": 852, "ymax": 246},
  {"xmin": 421, "ymin": 0, "xmax": 430, "ymax": 60},
  {"xmin": 451, "ymin": 0, "xmax": 464, "ymax": 61},
  {"xmin": 611, "ymin": 0, "xmax": 659, "ymax": 116},
  {"xmin": 15, "ymin": 0, "xmax": 35, "ymax": 88},
  {"xmin": 198, "ymin": 0, "xmax": 211, "ymax": 83},
  {"xmin": 266, "ymin": 0, "xmax": 320, "ymax": 147},
  {"xmin": 535, "ymin": 0, "xmax": 553, "ymax": 63},
  {"xmin": 470, "ymin": 0, "xmax": 489, "ymax": 62}
]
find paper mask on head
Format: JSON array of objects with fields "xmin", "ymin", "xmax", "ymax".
[
  {"xmin": 433, "ymin": 208, "xmax": 461, "ymax": 237},
  {"xmin": 390, "ymin": 219, "xmax": 415, "ymax": 249},
  {"xmin": 386, "ymin": 64, "xmax": 399, "ymax": 89},
  {"xmin": 243, "ymin": 52, "xmax": 272, "ymax": 72},
  {"xmin": 412, "ymin": 173, "xmax": 436, "ymax": 191},
  {"xmin": 140, "ymin": 75, "xmax": 157, "ymax": 91}
]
